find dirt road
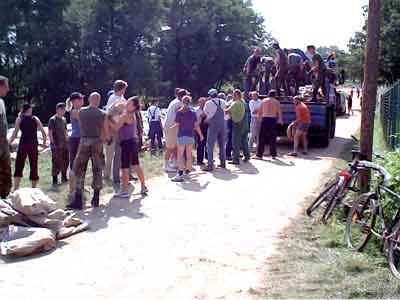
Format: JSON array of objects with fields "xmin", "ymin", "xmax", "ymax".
[{"xmin": 1, "ymin": 110, "xmax": 361, "ymax": 300}]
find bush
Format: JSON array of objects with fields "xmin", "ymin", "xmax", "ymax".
[{"xmin": 379, "ymin": 150, "xmax": 400, "ymax": 220}]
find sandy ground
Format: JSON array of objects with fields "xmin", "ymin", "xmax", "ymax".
[{"xmin": 1, "ymin": 108, "xmax": 361, "ymax": 300}]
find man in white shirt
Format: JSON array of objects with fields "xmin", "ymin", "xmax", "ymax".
[
  {"xmin": 163, "ymin": 88, "xmax": 187, "ymax": 172},
  {"xmin": 248, "ymin": 91, "xmax": 262, "ymax": 152},
  {"xmin": 202, "ymin": 88, "xmax": 226, "ymax": 171},
  {"xmin": 147, "ymin": 99, "xmax": 163, "ymax": 151},
  {"xmin": 104, "ymin": 80, "xmax": 128, "ymax": 184}
]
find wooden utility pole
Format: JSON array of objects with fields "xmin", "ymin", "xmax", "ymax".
[{"xmin": 360, "ymin": 0, "xmax": 381, "ymax": 189}]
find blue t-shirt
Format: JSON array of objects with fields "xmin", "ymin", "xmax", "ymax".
[{"xmin": 175, "ymin": 109, "xmax": 197, "ymax": 138}]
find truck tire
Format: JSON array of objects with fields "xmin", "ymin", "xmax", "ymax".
[
  {"xmin": 330, "ymin": 110, "xmax": 336, "ymax": 138},
  {"xmin": 319, "ymin": 134, "xmax": 330, "ymax": 148}
]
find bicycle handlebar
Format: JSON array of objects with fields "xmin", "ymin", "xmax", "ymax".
[{"xmin": 358, "ymin": 160, "xmax": 392, "ymax": 187}]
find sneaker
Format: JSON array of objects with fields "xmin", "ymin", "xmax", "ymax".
[
  {"xmin": 171, "ymin": 174, "xmax": 184, "ymax": 182},
  {"xmin": 302, "ymin": 151, "xmax": 308, "ymax": 155},
  {"xmin": 229, "ymin": 161, "xmax": 240, "ymax": 165},
  {"xmin": 115, "ymin": 191, "xmax": 130, "ymax": 198},
  {"xmin": 201, "ymin": 165, "xmax": 214, "ymax": 172},
  {"xmin": 184, "ymin": 171, "xmax": 191, "ymax": 179},
  {"xmin": 218, "ymin": 163, "xmax": 226, "ymax": 169},
  {"xmin": 288, "ymin": 152, "xmax": 298, "ymax": 157},
  {"xmin": 140, "ymin": 186, "xmax": 149, "ymax": 194},
  {"xmin": 164, "ymin": 165, "xmax": 177, "ymax": 173}
]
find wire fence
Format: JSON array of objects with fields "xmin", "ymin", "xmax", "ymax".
[{"xmin": 381, "ymin": 81, "xmax": 400, "ymax": 150}]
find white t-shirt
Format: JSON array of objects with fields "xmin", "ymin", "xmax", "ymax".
[
  {"xmin": 204, "ymin": 98, "xmax": 226, "ymax": 121},
  {"xmin": 106, "ymin": 94, "xmax": 126, "ymax": 123},
  {"xmin": 106, "ymin": 94, "xmax": 125, "ymax": 111},
  {"xmin": 249, "ymin": 99, "xmax": 262, "ymax": 118},
  {"xmin": 164, "ymin": 98, "xmax": 182, "ymax": 128},
  {"xmin": 147, "ymin": 105, "xmax": 162, "ymax": 122}
]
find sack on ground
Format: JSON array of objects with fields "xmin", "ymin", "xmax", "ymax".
[
  {"xmin": 0, "ymin": 225, "xmax": 56, "ymax": 257},
  {"xmin": 9, "ymin": 188, "xmax": 57, "ymax": 216}
]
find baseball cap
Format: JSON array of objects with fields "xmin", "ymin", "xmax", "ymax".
[
  {"xmin": 208, "ymin": 88, "xmax": 218, "ymax": 97},
  {"xmin": 56, "ymin": 102, "xmax": 66, "ymax": 109}
]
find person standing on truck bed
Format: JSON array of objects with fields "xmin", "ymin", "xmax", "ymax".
[
  {"xmin": 255, "ymin": 90, "xmax": 282, "ymax": 160},
  {"xmin": 286, "ymin": 49, "xmax": 303, "ymax": 96},
  {"xmin": 243, "ymin": 47, "xmax": 262, "ymax": 100},
  {"xmin": 310, "ymin": 54, "xmax": 328, "ymax": 102},
  {"xmin": 289, "ymin": 96, "xmax": 311, "ymax": 157},
  {"xmin": 259, "ymin": 56, "xmax": 274, "ymax": 95},
  {"xmin": 272, "ymin": 42, "xmax": 289, "ymax": 97}
]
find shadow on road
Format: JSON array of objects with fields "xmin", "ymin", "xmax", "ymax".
[{"xmin": 83, "ymin": 194, "xmax": 147, "ymax": 233}]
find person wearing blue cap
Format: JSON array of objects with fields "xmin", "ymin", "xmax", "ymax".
[{"xmin": 202, "ymin": 88, "xmax": 226, "ymax": 171}]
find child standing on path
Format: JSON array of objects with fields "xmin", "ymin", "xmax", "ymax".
[
  {"xmin": 9, "ymin": 103, "xmax": 47, "ymax": 190},
  {"xmin": 48, "ymin": 103, "xmax": 69, "ymax": 186},
  {"xmin": 110, "ymin": 97, "xmax": 148, "ymax": 197},
  {"xmin": 171, "ymin": 96, "xmax": 203, "ymax": 182},
  {"xmin": 147, "ymin": 99, "xmax": 163, "ymax": 152}
]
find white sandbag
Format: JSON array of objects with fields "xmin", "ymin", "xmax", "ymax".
[
  {"xmin": 56, "ymin": 222, "xmax": 89, "ymax": 240},
  {"xmin": 0, "ymin": 225, "xmax": 56, "ymax": 257},
  {"xmin": 9, "ymin": 188, "xmax": 57, "ymax": 216}
]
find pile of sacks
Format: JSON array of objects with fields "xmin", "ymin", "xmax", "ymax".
[{"xmin": 0, "ymin": 188, "xmax": 89, "ymax": 257}]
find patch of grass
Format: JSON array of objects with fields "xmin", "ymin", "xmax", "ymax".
[
  {"xmin": 261, "ymin": 131, "xmax": 400, "ymax": 299},
  {"xmin": 12, "ymin": 149, "xmax": 164, "ymax": 207}
]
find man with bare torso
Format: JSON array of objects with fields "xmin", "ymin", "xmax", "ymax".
[{"xmin": 255, "ymin": 90, "xmax": 282, "ymax": 159}]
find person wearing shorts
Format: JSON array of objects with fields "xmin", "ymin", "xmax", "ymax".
[
  {"xmin": 163, "ymin": 88, "xmax": 187, "ymax": 172},
  {"xmin": 9, "ymin": 103, "xmax": 47, "ymax": 190},
  {"xmin": 110, "ymin": 97, "xmax": 148, "ymax": 197},
  {"xmin": 170, "ymin": 95, "xmax": 204, "ymax": 182},
  {"xmin": 289, "ymin": 96, "xmax": 311, "ymax": 157},
  {"xmin": 347, "ymin": 94, "xmax": 353, "ymax": 116}
]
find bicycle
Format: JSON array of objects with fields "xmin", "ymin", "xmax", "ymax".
[
  {"xmin": 306, "ymin": 136, "xmax": 384, "ymax": 223},
  {"xmin": 344, "ymin": 165, "xmax": 400, "ymax": 279}
]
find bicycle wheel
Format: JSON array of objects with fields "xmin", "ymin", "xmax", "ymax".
[
  {"xmin": 388, "ymin": 230, "xmax": 400, "ymax": 280},
  {"xmin": 345, "ymin": 193, "xmax": 377, "ymax": 251},
  {"xmin": 321, "ymin": 178, "xmax": 348, "ymax": 223},
  {"xmin": 306, "ymin": 179, "xmax": 339, "ymax": 218}
]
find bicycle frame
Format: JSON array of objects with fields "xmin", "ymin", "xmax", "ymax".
[{"xmin": 368, "ymin": 183, "xmax": 400, "ymax": 243}]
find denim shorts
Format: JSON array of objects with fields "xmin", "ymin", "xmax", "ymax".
[
  {"xmin": 296, "ymin": 123, "xmax": 310, "ymax": 132},
  {"xmin": 177, "ymin": 136, "xmax": 195, "ymax": 145}
]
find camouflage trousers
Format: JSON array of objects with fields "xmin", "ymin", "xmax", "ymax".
[
  {"xmin": 0, "ymin": 149, "xmax": 12, "ymax": 199},
  {"xmin": 51, "ymin": 145, "xmax": 69, "ymax": 177},
  {"xmin": 73, "ymin": 138, "xmax": 105, "ymax": 193}
]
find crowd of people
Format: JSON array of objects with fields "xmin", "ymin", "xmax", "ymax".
[{"xmin": 0, "ymin": 60, "xmax": 314, "ymax": 209}]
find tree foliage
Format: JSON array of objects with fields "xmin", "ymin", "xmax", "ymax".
[
  {"xmin": 348, "ymin": 1, "xmax": 400, "ymax": 84},
  {"xmin": 0, "ymin": 0, "xmax": 272, "ymax": 121}
]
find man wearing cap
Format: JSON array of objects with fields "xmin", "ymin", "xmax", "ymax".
[
  {"xmin": 272, "ymin": 42, "xmax": 289, "ymax": 97},
  {"xmin": 48, "ymin": 102, "xmax": 69, "ymax": 186},
  {"xmin": 202, "ymin": 88, "xmax": 226, "ymax": 171},
  {"xmin": 163, "ymin": 88, "xmax": 187, "ymax": 172},
  {"xmin": 69, "ymin": 92, "xmax": 109, "ymax": 209},
  {"xmin": 0, "ymin": 76, "xmax": 12, "ymax": 198}
]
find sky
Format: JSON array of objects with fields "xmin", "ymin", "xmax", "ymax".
[{"xmin": 252, "ymin": 0, "xmax": 368, "ymax": 50}]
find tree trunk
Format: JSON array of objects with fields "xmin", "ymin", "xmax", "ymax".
[{"xmin": 360, "ymin": 0, "xmax": 381, "ymax": 191}]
